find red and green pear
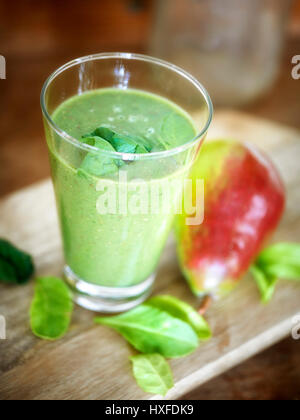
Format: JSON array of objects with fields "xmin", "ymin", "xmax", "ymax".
[{"xmin": 176, "ymin": 140, "xmax": 286, "ymax": 297}]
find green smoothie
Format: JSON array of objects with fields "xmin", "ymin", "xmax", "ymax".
[{"xmin": 49, "ymin": 88, "xmax": 196, "ymax": 287}]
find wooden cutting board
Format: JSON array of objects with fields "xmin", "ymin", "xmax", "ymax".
[{"xmin": 0, "ymin": 111, "xmax": 299, "ymax": 400}]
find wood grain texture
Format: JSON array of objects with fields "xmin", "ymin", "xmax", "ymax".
[
  {"xmin": 184, "ymin": 338, "xmax": 300, "ymax": 400},
  {"xmin": 0, "ymin": 111, "xmax": 299, "ymax": 400}
]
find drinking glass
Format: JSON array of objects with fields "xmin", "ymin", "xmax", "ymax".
[{"xmin": 41, "ymin": 53, "xmax": 213, "ymax": 312}]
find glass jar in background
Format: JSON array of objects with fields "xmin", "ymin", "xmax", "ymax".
[{"xmin": 151, "ymin": 0, "xmax": 292, "ymax": 107}]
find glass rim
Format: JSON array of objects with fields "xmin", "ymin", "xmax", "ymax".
[{"xmin": 40, "ymin": 52, "xmax": 213, "ymax": 160}]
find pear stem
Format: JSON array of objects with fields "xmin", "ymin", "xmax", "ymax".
[{"xmin": 198, "ymin": 295, "xmax": 213, "ymax": 316}]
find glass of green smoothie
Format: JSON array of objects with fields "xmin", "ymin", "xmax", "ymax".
[{"xmin": 41, "ymin": 53, "xmax": 213, "ymax": 312}]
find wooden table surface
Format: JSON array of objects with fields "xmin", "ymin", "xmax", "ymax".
[{"xmin": 0, "ymin": 0, "xmax": 300, "ymax": 400}]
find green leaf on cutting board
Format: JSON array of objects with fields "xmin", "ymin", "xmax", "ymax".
[
  {"xmin": 251, "ymin": 265, "xmax": 278, "ymax": 304},
  {"xmin": 131, "ymin": 353, "xmax": 174, "ymax": 396},
  {"xmin": 147, "ymin": 295, "xmax": 211, "ymax": 340},
  {"xmin": 30, "ymin": 277, "xmax": 73, "ymax": 340},
  {"xmin": 256, "ymin": 243, "xmax": 300, "ymax": 280},
  {"xmin": 0, "ymin": 239, "xmax": 34, "ymax": 285},
  {"xmin": 95, "ymin": 304, "xmax": 199, "ymax": 358},
  {"xmin": 252, "ymin": 242, "xmax": 300, "ymax": 303}
]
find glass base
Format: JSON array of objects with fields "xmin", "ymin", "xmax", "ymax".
[{"xmin": 64, "ymin": 266, "xmax": 154, "ymax": 313}]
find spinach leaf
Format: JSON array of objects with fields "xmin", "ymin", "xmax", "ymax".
[
  {"xmin": 95, "ymin": 304, "xmax": 198, "ymax": 358},
  {"xmin": 30, "ymin": 277, "xmax": 73, "ymax": 340},
  {"xmin": 256, "ymin": 243, "xmax": 300, "ymax": 279},
  {"xmin": 79, "ymin": 126, "xmax": 152, "ymax": 177},
  {"xmin": 252, "ymin": 242, "xmax": 300, "ymax": 303},
  {"xmin": 131, "ymin": 353, "xmax": 173, "ymax": 396},
  {"xmin": 110, "ymin": 135, "xmax": 149, "ymax": 154},
  {"xmin": 109, "ymin": 136, "xmax": 137, "ymax": 154},
  {"xmin": 83, "ymin": 126, "xmax": 151, "ymax": 154},
  {"xmin": 251, "ymin": 265, "xmax": 278, "ymax": 304},
  {"xmin": 83, "ymin": 126, "xmax": 115, "ymax": 143},
  {"xmin": 0, "ymin": 239, "xmax": 34, "ymax": 285},
  {"xmin": 263, "ymin": 264, "xmax": 300, "ymax": 280},
  {"xmin": 147, "ymin": 295, "xmax": 212, "ymax": 340},
  {"xmin": 78, "ymin": 136, "xmax": 118, "ymax": 177}
]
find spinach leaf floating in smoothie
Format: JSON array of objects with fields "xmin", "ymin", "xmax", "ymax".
[
  {"xmin": 0, "ymin": 239, "xmax": 34, "ymax": 285},
  {"xmin": 95, "ymin": 304, "xmax": 199, "ymax": 358},
  {"xmin": 131, "ymin": 353, "xmax": 174, "ymax": 396},
  {"xmin": 79, "ymin": 136, "xmax": 118, "ymax": 177},
  {"xmin": 83, "ymin": 126, "xmax": 152, "ymax": 154},
  {"xmin": 79, "ymin": 126, "xmax": 152, "ymax": 177}
]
